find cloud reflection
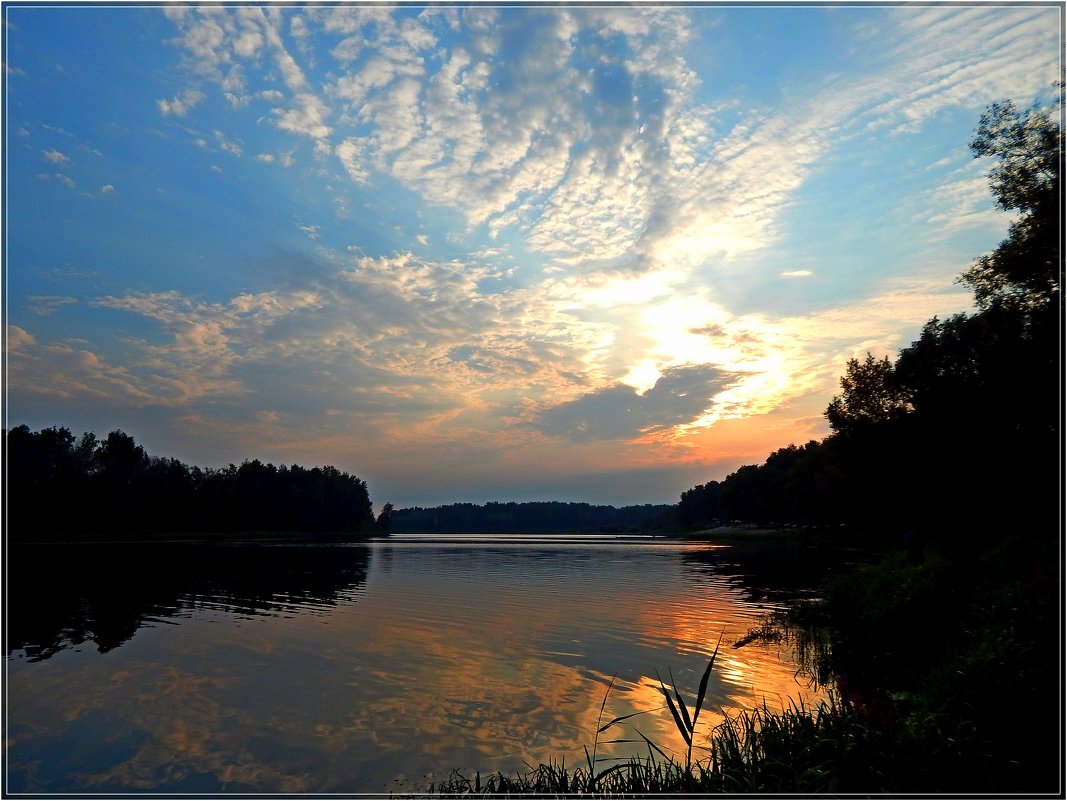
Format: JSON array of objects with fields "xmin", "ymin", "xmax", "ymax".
[{"xmin": 6, "ymin": 539, "xmax": 827, "ymax": 793}]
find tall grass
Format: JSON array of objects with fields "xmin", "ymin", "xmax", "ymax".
[
  {"xmin": 430, "ymin": 532, "xmax": 1061, "ymax": 796},
  {"xmin": 429, "ymin": 634, "xmax": 871, "ymax": 796}
]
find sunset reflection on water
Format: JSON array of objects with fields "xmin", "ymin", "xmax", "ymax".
[{"xmin": 5, "ymin": 537, "xmax": 828, "ymax": 793}]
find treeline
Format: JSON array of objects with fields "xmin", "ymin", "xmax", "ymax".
[
  {"xmin": 671, "ymin": 100, "xmax": 1061, "ymax": 794},
  {"xmin": 680, "ymin": 98, "xmax": 1060, "ymax": 543},
  {"xmin": 4, "ymin": 426, "xmax": 377, "ymax": 541},
  {"xmin": 388, "ymin": 501, "xmax": 675, "ymax": 534}
]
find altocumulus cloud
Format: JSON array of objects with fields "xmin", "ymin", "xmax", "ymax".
[{"xmin": 4, "ymin": 3, "xmax": 1059, "ymax": 504}]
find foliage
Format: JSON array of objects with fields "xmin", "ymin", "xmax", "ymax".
[
  {"xmin": 961, "ymin": 98, "xmax": 1062, "ymax": 312},
  {"xmin": 679, "ymin": 97, "xmax": 1060, "ymax": 537},
  {"xmin": 376, "ymin": 502, "xmax": 395, "ymax": 532},
  {"xmin": 644, "ymin": 101, "xmax": 1062, "ymax": 792},
  {"xmin": 432, "ymin": 519, "xmax": 1060, "ymax": 795},
  {"xmin": 4, "ymin": 425, "xmax": 377, "ymax": 540},
  {"xmin": 677, "ymin": 479, "xmax": 721, "ymax": 527},
  {"xmin": 825, "ymin": 353, "xmax": 911, "ymax": 434},
  {"xmin": 432, "ymin": 594, "xmax": 1059, "ymax": 797},
  {"xmin": 778, "ymin": 530, "xmax": 1061, "ymax": 793}
]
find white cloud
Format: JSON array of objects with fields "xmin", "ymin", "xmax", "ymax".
[
  {"xmin": 213, "ymin": 129, "xmax": 243, "ymax": 156},
  {"xmin": 335, "ymin": 138, "xmax": 369, "ymax": 183},
  {"xmin": 273, "ymin": 92, "xmax": 332, "ymax": 140},
  {"xmin": 233, "ymin": 27, "xmax": 264, "ymax": 59},
  {"xmin": 42, "ymin": 148, "xmax": 69, "ymax": 163},
  {"xmin": 862, "ymin": 6, "xmax": 1060, "ymax": 133},
  {"xmin": 158, "ymin": 88, "xmax": 205, "ymax": 117},
  {"xmin": 54, "ymin": 173, "xmax": 76, "ymax": 188},
  {"xmin": 131, "ymin": 6, "xmax": 1056, "ymax": 456},
  {"xmin": 27, "ymin": 296, "xmax": 78, "ymax": 315},
  {"xmin": 912, "ymin": 167, "xmax": 1007, "ymax": 235}
]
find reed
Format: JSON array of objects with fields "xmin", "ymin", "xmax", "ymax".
[
  {"xmin": 427, "ymin": 698, "xmax": 869, "ymax": 795},
  {"xmin": 431, "ymin": 532, "xmax": 1058, "ymax": 796},
  {"xmin": 428, "ymin": 635, "xmax": 867, "ymax": 796}
]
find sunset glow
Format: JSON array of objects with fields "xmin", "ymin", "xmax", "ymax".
[{"xmin": 3, "ymin": 3, "xmax": 1060, "ymax": 506}]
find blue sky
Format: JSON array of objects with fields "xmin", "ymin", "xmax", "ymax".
[{"xmin": 3, "ymin": 3, "xmax": 1062, "ymax": 508}]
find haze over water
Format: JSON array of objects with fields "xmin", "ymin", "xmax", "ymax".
[{"xmin": 5, "ymin": 536, "xmax": 828, "ymax": 794}]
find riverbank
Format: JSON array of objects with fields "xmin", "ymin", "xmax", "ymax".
[{"xmin": 427, "ymin": 528, "xmax": 1062, "ymax": 796}]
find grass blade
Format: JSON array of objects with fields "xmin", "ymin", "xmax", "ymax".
[
  {"xmin": 668, "ymin": 666, "xmax": 694, "ymax": 735},
  {"xmin": 694, "ymin": 630, "xmax": 724, "ymax": 721},
  {"xmin": 593, "ymin": 763, "xmax": 629, "ymax": 784},
  {"xmin": 598, "ymin": 709, "xmax": 650, "ymax": 733},
  {"xmin": 637, "ymin": 730, "xmax": 676, "ymax": 764},
  {"xmin": 656, "ymin": 671, "xmax": 692, "ymax": 747}
]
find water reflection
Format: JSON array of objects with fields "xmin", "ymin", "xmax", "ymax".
[
  {"xmin": 5, "ymin": 536, "xmax": 827, "ymax": 794},
  {"xmin": 5, "ymin": 542, "xmax": 371, "ymax": 661},
  {"xmin": 680, "ymin": 536, "xmax": 852, "ymax": 603}
]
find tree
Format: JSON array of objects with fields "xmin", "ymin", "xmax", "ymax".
[
  {"xmin": 97, "ymin": 430, "xmax": 149, "ymax": 482},
  {"xmin": 679, "ymin": 481, "xmax": 721, "ymax": 527},
  {"xmin": 376, "ymin": 502, "xmax": 394, "ymax": 533},
  {"xmin": 960, "ymin": 98, "xmax": 1061, "ymax": 312},
  {"xmin": 825, "ymin": 353, "xmax": 911, "ymax": 434}
]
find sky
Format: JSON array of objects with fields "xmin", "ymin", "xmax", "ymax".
[{"xmin": 2, "ymin": 2, "xmax": 1062, "ymax": 509}]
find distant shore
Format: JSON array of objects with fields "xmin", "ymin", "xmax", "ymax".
[{"xmin": 679, "ymin": 525, "xmax": 800, "ymax": 541}]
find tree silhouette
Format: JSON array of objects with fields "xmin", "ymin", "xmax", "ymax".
[
  {"xmin": 376, "ymin": 502, "xmax": 394, "ymax": 533},
  {"xmin": 4, "ymin": 426, "xmax": 377, "ymax": 541},
  {"xmin": 681, "ymin": 97, "xmax": 1060, "ymax": 536},
  {"xmin": 961, "ymin": 98, "xmax": 1061, "ymax": 312},
  {"xmin": 825, "ymin": 353, "xmax": 911, "ymax": 435}
]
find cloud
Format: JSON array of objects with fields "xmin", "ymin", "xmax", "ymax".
[
  {"xmin": 26, "ymin": 296, "xmax": 78, "ymax": 315},
  {"xmin": 213, "ymin": 129, "xmax": 242, "ymax": 156},
  {"xmin": 860, "ymin": 6, "xmax": 1060, "ymax": 133},
  {"xmin": 908, "ymin": 162, "xmax": 1008, "ymax": 236},
  {"xmin": 534, "ymin": 364, "xmax": 744, "ymax": 442},
  {"xmin": 335, "ymin": 138, "xmax": 369, "ymax": 183},
  {"xmin": 12, "ymin": 5, "xmax": 1053, "ymax": 503},
  {"xmin": 156, "ymin": 5, "xmax": 1054, "ymax": 283},
  {"xmin": 37, "ymin": 172, "xmax": 76, "ymax": 188},
  {"xmin": 272, "ymin": 92, "xmax": 331, "ymax": 140},
  {"xmin": 5, "ymin": 325, "xmax": 178, "ymax": 407},
  {"xmin": 157, "ymin": 89, "xmax": 205, "ymax": 117}
]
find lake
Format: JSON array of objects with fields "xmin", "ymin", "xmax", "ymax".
[{"xmin": 4, "ymin": 534, "xmax": 833, "ymax": 794}]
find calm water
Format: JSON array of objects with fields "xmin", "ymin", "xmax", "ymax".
[{"xmin": 4, "ymin": 535, "xmax": 832, "ymax": 794}]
